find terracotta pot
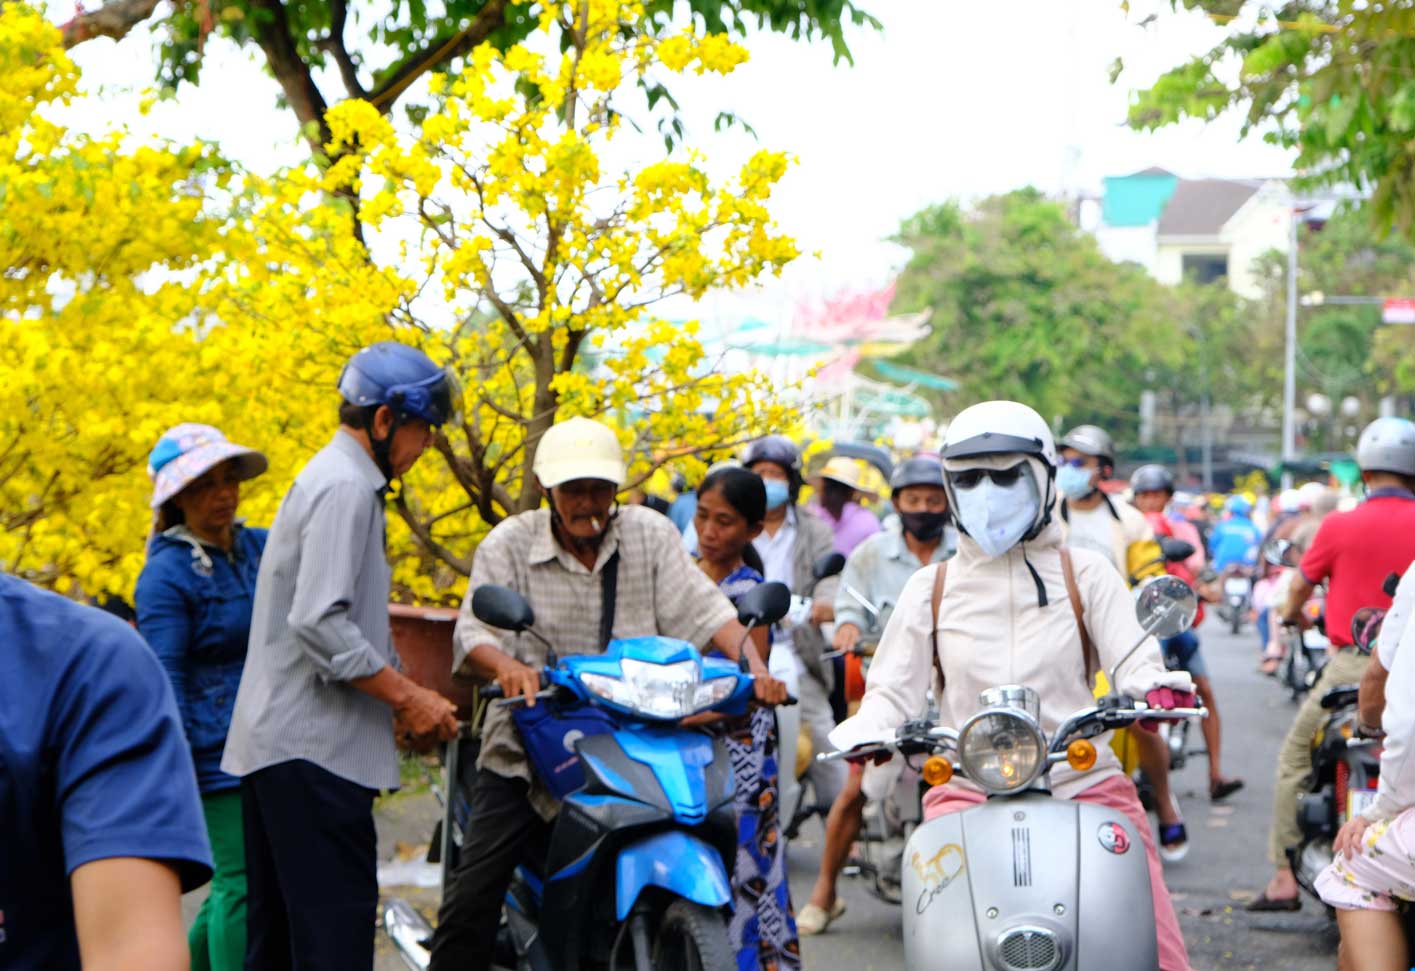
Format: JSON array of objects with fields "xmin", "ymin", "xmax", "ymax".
[{"xmin": 388, "ymin": 603, "xmax": 480, "ymax": 716}]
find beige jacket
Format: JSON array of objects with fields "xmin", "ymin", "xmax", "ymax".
[
  {"xmin": 828, "ymin": 518, "xmax": 1192, "ymax": 800},
  {"xmin": 1061, "ymin": 493, "xmax": 1160, "ymax": 586}
]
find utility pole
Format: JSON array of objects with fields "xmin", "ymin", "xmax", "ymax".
[{"xmin": 1281, "ymin": 206, "xmax": 1299, "ymax": 489}]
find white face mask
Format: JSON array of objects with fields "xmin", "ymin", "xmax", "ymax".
[
  {"xmin": 1056, "ymin": 463, "xmax": 1095, "ymax": 500},
  {"xmin": 952, "ymin": 472, "xmax": 1041, "ymax": 558}
]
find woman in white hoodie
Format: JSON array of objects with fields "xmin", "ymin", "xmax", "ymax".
[{"xmin": 829, "ymin": 400, "xmax": 1196, "ymax": 971}]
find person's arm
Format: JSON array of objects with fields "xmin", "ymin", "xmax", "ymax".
[
  {"xmin": 1365, "ymin": 600, "xmax": 1415, "ymax": 821},
  {"xmin": 828, "ymin": 567, "xmax": 935, "ymax": 752},
  {"xmin": 1285, "ymin": 519, "xmax": 1335, "ymax": 623},
  {"xmin": 1360, "ymin": 659, "xmax": 1391, "ymax": 734},
  {"xmin": 1280, "ymin": 572, "xmax": 1316, "ymax": 625},
  {"xmin": 133, "ymin": 569, "xmax": 193, "ymax": 729},
  {"xmin": 832, "ymin": 545, "xmax": 870, "ymax": 633},
  {"xmin": 72, "ymin": 857, "xmax": 187, "ymax": 971},
  {"xmin": 451, "ymin": 523, "xmax": 544, "ymax": 705}
]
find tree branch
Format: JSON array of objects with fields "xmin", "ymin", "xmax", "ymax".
[
  {"xmin": 393, "ymin": 491, "xmax": 472, "ymax": 575},
  {"xmin": 247, "ymin": 0, "xmax": 332, "ymax": 153},
  {"xmin": 317, "ymin": 0, "xmax": 366, "ymax": 100},
  {"xmin": 60, "ymin": 0, "xmax": 161, "ymax": 48},
  {"xmin": 368, "ymin": 0, "xmax": 510, "ymax": 113}
]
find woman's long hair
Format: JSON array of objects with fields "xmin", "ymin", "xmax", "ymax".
[{"xmin": 698, "ymin": 466, "xmax": 767, "ymax": 575}]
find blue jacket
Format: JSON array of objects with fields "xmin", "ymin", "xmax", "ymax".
[
  {"xmin": 135, "ymin": 525, "xmax": 267, "ymax": 793},
  {"xmin": 1208, "ymin": 515, "xmax": 1262, "ymax": 572}
]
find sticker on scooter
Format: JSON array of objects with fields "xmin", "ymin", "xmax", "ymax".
[
  {"xmin": 911, "ymin": 843, "xmax": 966, "ymax": 914},
  {"xmin": 1097, "ymin": 821, "xmax": 1131, "ymax": 855}
]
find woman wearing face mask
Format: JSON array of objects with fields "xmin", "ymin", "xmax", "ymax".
[{"xmin": 829, "ymin": 401, "xmax": 1198, "ymax": 971}]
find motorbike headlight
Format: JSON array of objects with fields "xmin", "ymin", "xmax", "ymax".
[
  {"xmin": 957, "ymin": 708, "xmax": 1046, "ymax": 794},
  {"xmin": 580, "ymin": 658, "xmax": 735, "ymax": 720}
]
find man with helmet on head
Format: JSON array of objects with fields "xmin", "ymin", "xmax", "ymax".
[
  {"xmin": 1248, "ymin": 416, "xmax": 1415, "ymax": 912},
  {"xmin": 796, "ymin": 455, "xmax": 954, "ymax": 935},
  {"xmin": 223, "ymin": 341, "xmax": 462, "ymax": 969},
  {"xmin": 740, "ymin": 435, "xmax": 847, "ymax": 814},
  {"xmin": 829, "ymin": 401, "xmax": 1196, "ymax": 969},
  {"xmin": 1131, "ymin": 464, "xmax": 1244, "ymax": 803},
  {"xmin": 428, "ymin": 417, "xmax": 786, "ymax": 970},
  {"xmin": 1057, "ymin": 425, "xmax": 1192, "ymax": 861}
]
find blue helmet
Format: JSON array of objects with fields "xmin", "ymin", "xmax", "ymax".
[
  {"xmin": 1225, "ymin": 495, "xmax": 1252, "ymax": 516},
  {"xmin": 338, "ymin": 342, "xmax": 458, "ymax": 427}
]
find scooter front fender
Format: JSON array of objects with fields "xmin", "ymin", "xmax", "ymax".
[
  {"xmin": 614, "ymin": 830, "xmax": 732, "ymax": 920},
  {"xmin": 902, "ymin": 793, "xmax": 1156, "ymax": 971}
]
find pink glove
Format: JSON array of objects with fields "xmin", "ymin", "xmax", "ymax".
[{"xmin": 1139, "ymin": 687, "xmax": 1197, "ymax": 732}]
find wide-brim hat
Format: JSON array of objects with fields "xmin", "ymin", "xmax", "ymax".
[
  {"xmin": 148, "ymin": 423, "xmax": 268, "ymax": 509},
  {"xmin": 818, "ymin": 456, "xmax": 865, "ymax": 491}
]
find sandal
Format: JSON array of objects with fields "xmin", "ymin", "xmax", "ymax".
[
  {"xmin": 796, "ymin": 899, "xmax": 847, "ymax": 936},
  {"xmin": 1245, "ymin": 891, "xmax": 1301, "ymax": 912},
  {"xmin": 1210, "ymin": 778, "xmax": 1245, "ymax": 801},
  {"xmin": 1258, "ymin": 656, "xmax": 1281, "ymax": 676}
]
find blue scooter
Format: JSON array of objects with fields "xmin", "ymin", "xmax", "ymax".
[{"xmin": 385, "ymin": 580, "xmax": 791, "ymax": 971}]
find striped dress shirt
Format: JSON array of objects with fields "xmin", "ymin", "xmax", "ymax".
[{"xmin": 222, "ymin": 430, "xmax": 403, "ymax": 791}]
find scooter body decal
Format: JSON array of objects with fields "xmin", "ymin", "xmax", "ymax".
[{"xmin": 1097, "ymin": 821, "xmax": 1131, "ymax": 855}]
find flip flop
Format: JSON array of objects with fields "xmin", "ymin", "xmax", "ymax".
[
  {"xmin": 1245, "ymin": 891, "xmax": 1301, "ymax": 912},
  {"xmin": 1210, "ymin": 778, "xmax": 1245, "ymax": 801},
  {"xmin": 796, "ymin": 899, "xmax": 847, "ymax": 936}
]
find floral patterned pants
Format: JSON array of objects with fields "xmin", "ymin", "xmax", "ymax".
[{"xmin": 1317, "ymin": 812, "xmax": 1415, "ymax": 911}]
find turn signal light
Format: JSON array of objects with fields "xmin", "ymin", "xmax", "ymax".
[
  {"xmin": 1067, "ymin": 739, "xmax": 1097, "ymax": 771},
  {"xmin": 922, "ymin": 755, "xmax": 954, "ymax": 787}
]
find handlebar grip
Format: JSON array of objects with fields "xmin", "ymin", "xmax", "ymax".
[
  {"xmin": 479, "ymin": 683, "xmax": 504, "ymax": 700},
  {"xmin": 782, "ymin": 693, "xmax": 798, "ymax": 707}
]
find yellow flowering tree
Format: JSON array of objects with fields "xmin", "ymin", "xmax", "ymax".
[
  {"xmin": 213, "ymin": 0, "xmax": 801, "ymax": 600},
  {"xmin": 1, "ymin": 2, "xmax": 802, "ymax": 603}
]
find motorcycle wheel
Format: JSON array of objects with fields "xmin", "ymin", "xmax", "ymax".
[
  {"xmin": 1229, "ymin": 609, "xmax": 1242, "ymax": 635},
  {"xmin": 652, "ymin": 900, "xmax": 735, "ymax": 971}
]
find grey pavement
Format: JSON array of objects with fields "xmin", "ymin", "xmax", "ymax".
[{"xmin": 192, "ymin": 616, "xmax": 1338, "ymax": 970}]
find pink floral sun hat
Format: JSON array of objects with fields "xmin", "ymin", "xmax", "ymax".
[{"xmin": 147, "ymin": 423, "xmax": 268, "ymax": 509}]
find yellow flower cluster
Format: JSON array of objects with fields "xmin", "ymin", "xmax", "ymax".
[{"xmin": 1, "ymin": 0, "xmax": 801, "ymax": 603}]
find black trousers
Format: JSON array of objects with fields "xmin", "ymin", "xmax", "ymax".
[
  {"xmin": 241, "ymin": 759, "xmax": 378, "ymax": 971},
  {"xmin": 428, "ymin": 770, "xmax": 552, "ymax": 971}
]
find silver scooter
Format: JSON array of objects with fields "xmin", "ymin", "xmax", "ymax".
[{"xmin": 821, "ymin": 576, "xmax": 1205, "ymax": 971}]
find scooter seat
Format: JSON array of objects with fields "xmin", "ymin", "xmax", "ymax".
[{"xmin": 1320, "ymin": 684, "xmax": 1359, "ymax": 710}]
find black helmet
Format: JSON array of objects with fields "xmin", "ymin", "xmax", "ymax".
[
  {"xmin": 1129, "ymin": 464, "xmax": 1175, "ymax": 495},
  {"xmin": 890, "ymin": 455, "xmax": 945, "ymax": 493},
  {"xmin": 741, "ymin": 435, "xmax": 801, "ymax": 472}
]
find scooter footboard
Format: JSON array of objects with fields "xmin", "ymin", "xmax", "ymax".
[
  {"xmin": 614, "ymin": 830, "xmax": 732, "ymax": 920},
  {"xmin": 901, "ymin": 796, "xmax": 1156, "ymax": 971}
]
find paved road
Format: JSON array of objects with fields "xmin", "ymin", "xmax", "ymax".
[{"xmin": 791, "ymin": 616, "xmax": 1338, "ymax": 971}]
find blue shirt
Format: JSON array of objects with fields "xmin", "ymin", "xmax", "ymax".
[
  {"xmin": 668, "ymin": 492, "xmax": 697, "ymax": 534},
  {"xmin": 0, "ymin": 574, "xmax": 211, "ymax": 970},
  {"xmin": 135, "ymin": 524, "xmax": 267, "ymax": 793},
  {"xmin": 1209, "ymin": 514, "xmax": 1263, "ymax": 571}
]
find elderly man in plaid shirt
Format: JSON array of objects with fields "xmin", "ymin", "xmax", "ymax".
[{"xmin": 428, "ymin": 417, "xmax": 788, "ymax": 970}]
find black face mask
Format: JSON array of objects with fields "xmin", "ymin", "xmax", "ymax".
[{"xmin": 899, "ymin": 510, "xmax": 947, "ymax": 542}]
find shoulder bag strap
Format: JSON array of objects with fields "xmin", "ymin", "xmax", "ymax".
[
  {"xmin": 930, "ymin": 561, "xmax": 948, "ymax": 691},
  {"xmin": 1060, "ymin": 547, "xmax": 1099, "ymax": 682},
  {"xmin": 599, "ymin": 550, "xmax": 620, "ymax": 651}
]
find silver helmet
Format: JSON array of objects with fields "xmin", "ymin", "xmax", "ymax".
[{"xmin": 1356, "ymin": 417, "xmax": 1415, "ymax": 476}]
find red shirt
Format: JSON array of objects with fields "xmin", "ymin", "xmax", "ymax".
[{"xmin": 1299, "ymin": 492, "xmax": 1415, "ymax": 647}]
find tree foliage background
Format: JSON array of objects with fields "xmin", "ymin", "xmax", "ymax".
[{"xmin": 1, "ymin": 1, "xmax": 813, "ymax": 601}]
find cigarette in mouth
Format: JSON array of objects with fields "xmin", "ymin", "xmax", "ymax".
[{"xmin": 590, "ymin": 517, "xmax": 602, "ymax": 531}]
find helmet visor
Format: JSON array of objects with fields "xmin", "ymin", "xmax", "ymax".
[{"xmin": 392, "ymin": 369, "xmax": 462, "ymax": 427}]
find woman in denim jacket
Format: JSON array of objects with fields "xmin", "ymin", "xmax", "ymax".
[{"xmin": 135, "ymin": 424, "xmax": 268, "ymax": 971}]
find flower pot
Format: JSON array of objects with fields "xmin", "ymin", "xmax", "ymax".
[{"xmin": 388, "ymin": 603, "xmax": 480, "ymax": 717}]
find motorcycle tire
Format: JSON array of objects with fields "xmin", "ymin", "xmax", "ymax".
[
  {"xmin": 1230, "ymin": 611, "xmax": 1242, "ymax": 635},
  {"xmin": 652, "ymin": 900, "xmax": 735, "ymax": 971}
]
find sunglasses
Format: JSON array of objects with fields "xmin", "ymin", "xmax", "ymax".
[
  {"xmin": 1059, "ymin": 456, "xmax": 1091, "ymax": 469},
  {"xmin": 950, "ymin": 464, "xmax": 1028, "ymax": 490}
]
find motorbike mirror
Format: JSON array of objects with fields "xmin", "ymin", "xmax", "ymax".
[
  {"xmin": 1159, "ymin": 537, "xmax": 1195, "ymax": 563},
  {"xmin": 812, "ymin": 552, "xmax": 846, "ymax": 582},
  {"xmin": 1134, "ymin": 575, "xmax": 1199, "ymax": 639},
  {"xmin": 1262, "ymin": 539, "xmax": 1298, "ymax": 568},
  {"xmin": 737, "ymin": 581, "xmax": 792, "ymax": 628},
  {"xmin": 471, "ymin": 585, "xmax": 536, "ymax": 632},
  {"xmin": 1351, "ymin": 606, "xmax": 1387, "ymax": 656}
]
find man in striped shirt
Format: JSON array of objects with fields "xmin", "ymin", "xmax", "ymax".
[{"xmin": 223, "ymin": 343, "xmax": 460, "ymax": 970}]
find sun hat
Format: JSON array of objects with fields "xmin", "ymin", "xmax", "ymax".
[
  {"xmin": 818, "ymin": 456, "xmax": 866, "ymax": 491},
  {"xmin": 533, "ymin": 417, "xmax": 626, "ymax": 489},
  {"xmin": 148, "ymin": 423, "xmax": 268, "ymax": 510}
]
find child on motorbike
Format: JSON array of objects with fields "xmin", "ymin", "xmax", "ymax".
[
  {"xmin": 829, "ymin": 400, "xmax": 1197, "ymax": 971},
  {"xmin": 693, "ymin": 465, "xmax": 801, "ymax": 971}
]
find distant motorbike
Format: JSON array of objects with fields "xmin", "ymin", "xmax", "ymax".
[
  {"xmin": 1217, "ymin": 564, "xmax": 1254, "ymax": 635},
  {"xmin": 822, "ymin": 575, "xmax": 1207, "ymax": 970},
  {"xmin": 384, "ymin": 580, "xmax": 793, "ymax": 971},
  {"xmin": 1263, "ymin": 539, "xmax": 1330, "ymax": 701}
]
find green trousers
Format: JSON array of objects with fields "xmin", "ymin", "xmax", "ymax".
[
  {"xmin": 1268, "ymin": 648, "xmax": 1371, "ymax": 867},
  {"xmin": 190, "ymin": 788, "xmax": 248, "ymax": 971}
]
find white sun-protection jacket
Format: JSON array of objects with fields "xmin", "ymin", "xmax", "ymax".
[{"xmin": 829, "ymin": 518, "xmax": 1193, "ymax": 800}]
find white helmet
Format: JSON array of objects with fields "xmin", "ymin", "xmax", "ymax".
[
  {"xmin": 533, "ymin": 417, "xmax": 626, "ymax": 489},
  {"xmin": 941, "ymin": 401, "xmax": 1057, "ymax": 542},
  {"xmin": 1356, "ymin": 417, "xmax": 1415, "ymax": 476},
  {"xmin": 942, "ymin": 400, "xmax": 1057, "ymax": 468},
  {"xmin": 1277, "ymin": 488, "xmax": 1302, "ymax": 514}
]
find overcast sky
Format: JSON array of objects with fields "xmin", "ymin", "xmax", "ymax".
[{"xmin": 59, "ymin": 0, "xmax": 1294, "ymax": 325}]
